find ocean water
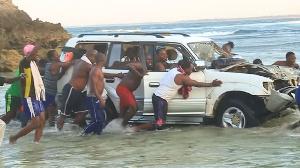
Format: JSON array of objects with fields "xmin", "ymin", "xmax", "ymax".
[
  {"xmin": 66, "ymin": 17, "xmax": 300, "ymax": 65},
  {"xmin": 1, "ymin": 18, "xmax": 300, "ymax": 167}
]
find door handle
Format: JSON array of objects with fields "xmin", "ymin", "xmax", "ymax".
[
  {"xmin": 149, "ymin": 82, "xmax": 160, "ymax": 87},
  {"xmin": 106, "ymin": 78, "xmax": 115, "ymax": 83}
]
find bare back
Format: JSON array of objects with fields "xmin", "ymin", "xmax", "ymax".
[
  {"xmin": 273, "ymin": 61, "xmax": 299, "ymax": 68},
  {"xmin": 69, "ymin": 60, "xmax": 92, "ymax": 91},
  {"xmin": 119, "ymin": 62, "xmax": 144, "ymax": 91}
]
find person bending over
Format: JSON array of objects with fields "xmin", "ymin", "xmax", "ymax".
[
  {"xmin": 133, "ymin": 60, "xmax": 222, "ymax": 131},
  {"xmin": 116, "ymin": 60, "xmax": 151, "ymax": 126}
]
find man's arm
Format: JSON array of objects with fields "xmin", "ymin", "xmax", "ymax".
[
  {"xmin": 50, "ymin": 60, "xmax": 76, "ymax": 76},
  {"xmin": 92, "ymin": 72, "xmax": 105, "ymax": 107},
  {"xmin": 4, "ymin": 76, "xmax": 20, "ymax": 84},
  {"xmin": 272, "ymin": 61, "xmax": 281, "ymax": 66},
  {"xmin": 179, "ymin": 75, "xmax": 222, "ymax": 87},
  {"xmin": 127, "ymin": 63, "xmax": 144, "ymax": 77},
  {"xmin": 2, "ymin": 73, "xmax": 27, "ymax": 84},
  {"xmin": 27, "ymin": 35, "xmax": 51, "ymax": 61},
  {"xmin": 155, "ymin": 62, "xmax": 166, "ymax": 71},
  {"xmin": 103, "ymin": 73, "xmax": 124, "ymax": 79}
]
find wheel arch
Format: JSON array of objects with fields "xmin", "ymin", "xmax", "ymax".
[{"xmin": 206, "ymin": 90, "xmax": 267, "ymax": 118}]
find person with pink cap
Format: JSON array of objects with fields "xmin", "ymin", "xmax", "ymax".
[{"xmin": 9, "ymin": 35, "xmax": 52, "ymax": 144}]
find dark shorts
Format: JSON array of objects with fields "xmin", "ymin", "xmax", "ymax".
[
  {"xmin": 22, "ymin": 97, "xmax": 45, "ymax": 118},
  {"xmin": 60, "ymin": 83, "xmax": 87, "ymax": 117},
  {"xmin": 152, "ymin": 94, "xmax": 168, "ymax": 130},
  {"xmin": 43, "ymin": 93, "xmax": 56, "ymax": 109},
  {"xmin": 5, "ymin": 93, "xmax": 22, "ymax": 113}
]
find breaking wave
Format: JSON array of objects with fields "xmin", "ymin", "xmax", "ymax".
[{"xmin": 98, "ymin": 29, "xmax": 142, "ymax": 33}]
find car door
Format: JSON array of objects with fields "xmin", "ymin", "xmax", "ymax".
[
  {"xmin": 103, "ymin": 42, "xmax": 145, "ymax": 113},
  {"xmin": 142, "ymin": 44, "xmax": 206, "ymax": 115}
]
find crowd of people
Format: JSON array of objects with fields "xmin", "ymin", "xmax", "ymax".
[{"xmin": 0, "ymin": 37, "xmax": 299, "ymax": 145}]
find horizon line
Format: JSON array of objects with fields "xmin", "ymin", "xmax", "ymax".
[{"xmin": 63, "ymin": 15, "xmax": 300, "ymax": 28}]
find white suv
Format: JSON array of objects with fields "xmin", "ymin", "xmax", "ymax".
[{"xmin": 56, "ymin": 33, "xmax": 292, "ymax": 128}]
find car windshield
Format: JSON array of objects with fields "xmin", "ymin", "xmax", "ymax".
[{"xmin": 188, "ymin": 42, "xmax": 215, "ymax": 62}]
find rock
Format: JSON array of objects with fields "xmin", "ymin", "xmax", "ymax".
[{"xmin": 0, "ymin": 0, "xmax": 71, "ymax": 72}]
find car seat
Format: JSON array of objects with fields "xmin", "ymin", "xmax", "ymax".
[{"xmin": 167, "ymin": 49, "xmax": 178, "ymax": 63}]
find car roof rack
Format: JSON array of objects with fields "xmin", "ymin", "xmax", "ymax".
[{"xmin": 78, "ymin": 32, "xmax": 190, "ymax": 38}]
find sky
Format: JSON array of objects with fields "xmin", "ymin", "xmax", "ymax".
[{"xmin": 12, "ymin": 0, "xmax": 300, "ymax": 27}]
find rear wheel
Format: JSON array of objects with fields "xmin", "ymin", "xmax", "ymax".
[
  {"xmin": 105, "ymin": 98, "xmax": 119, "ymax": 123},
  {"xmin": 216, "ymin": 99, "xmax": 260, "ymax": 128}
]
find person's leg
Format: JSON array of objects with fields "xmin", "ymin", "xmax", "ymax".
[
  {"xmin": 9, "ymin": 117, "xmax": 40, "ymax": 144},
  {"xmin": 83, "ymin": 97, "xmax": 96, "ymax": 134},
  {"xmin": 9, "ymin": 97, "xmax": 43, "ymax": 143},
  {"xmin": 57, "ymin": 115, "xmax": 66, "ymax": 130},
  {"xmin": 73, "ymin": 92, "xmax": 89, "ymax": 128},
  {"xmin": 0, "ymin": 119, "xmax": 6, "ymax": 146},
  {"xmin": 119, "ymin": 107, "xmax": 128, "ymax": 119},
  {"xmin": 122, "ymin": 104, "xmax": 137, "ymax": 126},
  {"xmin": 17, "ymin": 109, "xmax": 29, "ymax": 128},
  {"xmin": 0, "ymin": 109, "xmax": 17, "ymax": 124},
  {"xmin": 46, "ymin": 105, "xmax": 56, "ymax": 127},
  {"xmin": 73, "ymin": 112, "xmax": 88, "ymax": 126},
  {"xmin": 94, "ymin": 103, "xmax": 106, "ymax": 135},
  {"xmin": 132, "ymin": 94, "xmax": 158, "ymax": 131},
  {"xmin": 57, "ymin": 84, "xmax": 74, "ymax": 130},
  {"xmin": 34, "ymin": 112, "xmax": 45, "ymax": 142},
  {"xmin": 44, "ymin": 94, "xmax": 57, "ymax": 127},
  {"xmin": 153, "ymin": 95, "xmax": 168, "ymax": 130},
  {"xmin": 1, "ymin": 94, "xmax": 21, "ymax": 124}
]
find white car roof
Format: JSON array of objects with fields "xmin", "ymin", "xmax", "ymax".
[{"xmin": 64, "ymin": 33, "xmax": 213, "ymax": 47}]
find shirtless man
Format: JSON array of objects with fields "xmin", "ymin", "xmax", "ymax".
[
  {"xmin": 273, "ymin": 52, "xmax": 299, "ymax": 69},
  {"xmin": 57, "ymin": 50, "xmax": 124, "ymax": 130},
  {"xmin": 155, "ymin": 47, "xmax": 170, "ymax": 71},
  {"xmin": 83, "ymin": 53, "xmax": 107, "ymax": 135},
  {"xmin": 57, "ymin": 49, "xmax": 98, "ymax": 130},
  {"xmin": 134, "ymin": 59, "xmax": 222, "ymax": 131},
  {"xmin": 116, "ymin": 59, "xmax": 151, "ymax": 126},
  {"xmin": 222, "ymin": 41, "xmax": 236, "ymax": 56}
]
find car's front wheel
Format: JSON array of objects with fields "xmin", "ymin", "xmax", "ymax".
[{"xmin": 215, "ymin": 99, "xmax": 260, "ymax": 128}]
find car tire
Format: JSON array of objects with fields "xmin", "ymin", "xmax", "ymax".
[
  {"xmin": 215, "ymin": 99, "xmax": 260, "ymax": 128},
  {"xmin": 105, "ymin": 98, "xmax": 119, "ymax": 124}
]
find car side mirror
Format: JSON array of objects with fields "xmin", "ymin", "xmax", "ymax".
[{"xmin": 194, "ymin": 60, "xmax": 205, "ymax": 71}]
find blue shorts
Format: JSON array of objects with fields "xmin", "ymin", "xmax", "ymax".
[
  {"xmin": 22, "ymin": 97, "xmax": 45, "ymax": 118},
  {"xmin": 43, "ymin": 93, "xmax": 56, "ymax": 109}
]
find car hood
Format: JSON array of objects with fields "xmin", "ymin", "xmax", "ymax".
[
  {"xmin": 219, "ymin": 62, "xmax": 300, "ymax": 81},
  {"xmin": 204, "ymin": 68, "xmax": 273, "ymax": 85}
]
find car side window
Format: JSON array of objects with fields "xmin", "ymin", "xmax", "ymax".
[
  {"xmin": 108, "ymin": 43, "xmax": 143, "ymax": 70},
  {"xmin": 107, "ymin": 43, "xmax": 122, "ymax": 68},
  {"xmin": 154, "ymin": 45, "xmax": 185, "ymax": 71}
]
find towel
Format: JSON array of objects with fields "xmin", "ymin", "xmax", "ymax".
[
  {"xmin": 177, "ymin": 66, "xmax": 192, "ymax": 99},
  {"xmin": 30, "ymin": 61, "xmax": 46, "ymax": 101},
  {"xmin": 81, "ymin": 54, "xmax": 92, "ymax": 65},
  {"xmin": 81, "ymin": 54, "xmax": 92, "ymax": 92}
]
